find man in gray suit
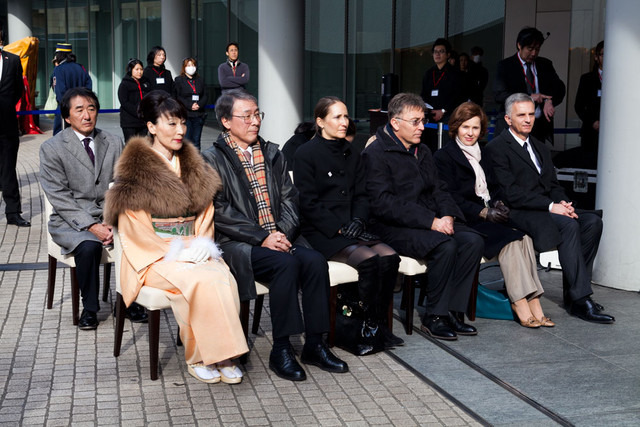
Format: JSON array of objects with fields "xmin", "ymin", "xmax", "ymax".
[{"xmin": 40, "ymin": 87, "xmax": 147, "ymax": 329}]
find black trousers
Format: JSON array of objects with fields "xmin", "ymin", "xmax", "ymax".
[
  {"xmin": 550, "ymin": 212, "xmax": 602, "ymax": 304},
  {"xmin": 423, "ymin": 231, "xmax": 485, "ymax": 316},
  {"xmin": 0, "ymin": 137, "xmax": 21, "ymax": 215},
  {"xmin": 73, "ymin": 240, "xmax": 103, "ymax": 313},
  {"xmin": 251, "ymin": 245, "xmax": 330, "ymax": 339}
]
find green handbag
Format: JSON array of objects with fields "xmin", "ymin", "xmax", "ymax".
[{"xmin": 475, "ymin": 284, "xmax": 514, "ymax": 320}]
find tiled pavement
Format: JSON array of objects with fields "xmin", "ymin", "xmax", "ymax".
[{"xmin": 0, "ymin": 120, "xmax": 483, "ymax": 426}]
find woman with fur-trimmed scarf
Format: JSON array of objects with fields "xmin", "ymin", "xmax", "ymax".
[{"xmin": 105, "ymin": 91, "xmax": 248, "ymax": 384}]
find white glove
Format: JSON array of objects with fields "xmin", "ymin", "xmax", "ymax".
[{"xmin": 177, "ymin": 246, "xmax": 210, "ymax": 264}]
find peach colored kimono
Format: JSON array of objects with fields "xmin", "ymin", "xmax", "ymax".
[{"xmin": 118, "ymin": 186, "xmax": 248, "ymax": 366}]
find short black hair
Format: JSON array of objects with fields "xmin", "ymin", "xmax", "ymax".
[
  {"xmin": 146, "ymin": 46, "xmax": 166, "ymax": 67},
  {"xmin": 432, "ymin": 38, "xmax": 452, "ymax": 54},
  {"xmin": 516, "ymin": 27, "xmax": 545, "ymax": 49},
  {"xmin": 139, "ymin": 90, "xmax": 188, "ymax": 124},
  {"xmin": 226, "ymin": 42, "xmax": 239, "ymax": 52},
  {"xmin": 60, "ymin": 87, "xmax": 100, "ymax": 119}
]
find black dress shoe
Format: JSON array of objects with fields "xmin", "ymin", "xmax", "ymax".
[
  {"xmin": 78, "ymin": 310, "xmax": 98, "ymax": 330},
  {"xmin": 301, "ymin": 342, "xmax": 349, "ymax": 373},
  {"xmin": 380, "ymin": 326, "xmax": 405, "ymax": 348},
  {"xmin": 420, "ymin": 315, "xmax": 457, "ymax": 340},
  {"xmin": 448, "ymin": 311, "xmax": 478, "ymax": 336},
  {"xmin": 570, "ymin": 299, "xmax": 615, "ymax": 324},
  {"xmin": 269, "ymin": 346, "xmax": 307, "ymax": 381},
  {"xmin": 6, "ymin": 213, "xmax": 31, "ymax": 227},
  {"xmin": 589, "ymin": 298, "xmax": 605, "ymax": 312},
  {"xmin": 113, "ymin": 302, "xmax": 149, "ymax": 323}
]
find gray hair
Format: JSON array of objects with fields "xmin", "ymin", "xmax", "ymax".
[
  {"xmin": 505, "ymin": 93, "xmax": 534, "ymax": 117},
  {"xmin": 215, "ymin": 89, "xmax": 258, "ymax": 122},
  {"xmin": 387, "ymin": 93, "xmax": 426, "ymax": 121}
]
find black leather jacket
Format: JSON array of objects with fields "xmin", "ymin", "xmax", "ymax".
[{"xmin": 202, "ymin": 135, "xmax": 299, "ymax": 300}]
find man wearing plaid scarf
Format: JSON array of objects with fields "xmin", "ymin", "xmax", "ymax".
[{"xmin": 203, "ymin": 90, "xmax": 348, "ymax": 382}]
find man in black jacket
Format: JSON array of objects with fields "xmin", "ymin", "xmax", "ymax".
[
  {"xmin": 486, "ymin": 93, "xmax": 614, "ymax": 324},
  {"xmin": 494, "ymin": 27, "xmax": 565, "ymax": 145},
  {"xmin": 362, "ymin": 93, "xmax": 484, "ymax": 340},
  {"xmin": 575, "ymin": 40, "xmax": 604, "ymax": 166},
  {"xmin": 0, "ymin": 27, "xmax": 29, "ymax": 227},
  {"xmin": 202, "ymin": 90, "xmax": 348, "ymax": 382}
]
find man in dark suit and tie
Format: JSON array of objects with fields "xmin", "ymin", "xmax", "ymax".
[
  {"xmin": 575, "ymin": 40, "xmax": 604, "ymax": 166},
  {"xmin": 40, "ymin": 87, "xmax": 147, "ymax": 329},
  {"xmin": 0, "ymin": 27, "xmax": 29, "ymax": 227},
  {"xmin": 494, "ymin": 27, "xmax": 566, "ymax": 145},
  {"xmin": 486, "ymin": 93, "xmax": 614, "ymax": 324}
]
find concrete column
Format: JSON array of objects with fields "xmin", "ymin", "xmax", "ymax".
[
  {"xmin": 258, "ymin": 0, "xmax": 304, "ymax": 146},
  {"xmin": 592, "ymin": 0, "xmax": 640, "ymax": 291},
  {"xmin": 161, "ymin": 0, "xmax": 190, "ymax": 77},
  {"xmin": 7, "ymin": 0, "xmax": 33, "ymax": 43}
]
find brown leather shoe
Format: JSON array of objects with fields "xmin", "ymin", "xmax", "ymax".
[
  {"xmin": 519, "ymin": 316, "xmax": 541, "ymax": 328},
  {"xmin": 538, "ymin": 316, "xmax": 555, "ymax": 327}
]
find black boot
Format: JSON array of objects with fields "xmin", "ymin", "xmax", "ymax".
[
  {"xmin": 354, "ymin": 256, "xmax": 385, "ymax": 351},
  {"xmin": 377, "ymin": 254, "xmax": 404, "ymax": 348}
]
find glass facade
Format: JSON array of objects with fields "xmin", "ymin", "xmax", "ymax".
[{"xmin": 12, "ymin": 0, "xmax": 604, "ymax": 141}]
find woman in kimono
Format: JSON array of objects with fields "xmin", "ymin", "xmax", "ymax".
[{"xmin": 105, "ymin": 90, "xmax": 249, "ymax": 383}]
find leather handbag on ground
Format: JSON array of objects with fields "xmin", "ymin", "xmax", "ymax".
[
  {"xmin": 334, "ymin": 291, "xmax": 385, "ymax": 356},
  {"xmin": 475, "ymin": 284, "xmax": 514, "ymax": 320}
]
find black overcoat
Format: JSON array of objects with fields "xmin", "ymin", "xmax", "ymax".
[
  {"xmin": 293, "ymin": 135, "xmax": 368, "ymax": 258},
  {"xmin": 434, "ymin": 140, "xmax": 524, "ymax": 258},
  {"xmin": 361, "ymin": 125, "xmax": 475, "ymax": 258},
  {"xmin": 117, "ymin": 75, "xmax": 151, "ymax": 128}
]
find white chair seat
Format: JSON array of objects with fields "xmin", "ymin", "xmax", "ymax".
[
  {"xmin": 398, "ymin": 256, "xmax": 427, "ymax": 276},
  {"xmin": 134, "ymin": 286, "xmax": 172, "ymax": 311},
  {"xmin": 328, "ymin": 261, "xmax": 359, "ymax": 286}
]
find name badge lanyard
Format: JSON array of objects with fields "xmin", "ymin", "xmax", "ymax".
[
  {"xmin": 136, "ymin": 80, "xmax": 143, "ymax": 100},
  {"xmin": 432, "ymin": 70, "xmax": 446, "ymax": 90},
  {"xmin": 152, "ymin": 67, "xmax": 165, "ymax": 78},
  {"xmin": 186, "ymin": 79, "xmax": 197, "ymax": 94}
]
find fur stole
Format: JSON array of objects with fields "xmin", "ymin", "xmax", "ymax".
[{"xmin": 104, "ymin": 136, "xmax": 221, "ymax": 226}]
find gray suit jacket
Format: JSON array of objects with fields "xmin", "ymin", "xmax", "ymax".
[{"xmin": 40, "ymin": 127, "xmax": 123, "ymax": 254}]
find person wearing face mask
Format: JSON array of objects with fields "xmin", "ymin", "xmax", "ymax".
[
  {"xmin": 118, "ymin": 59, "xmax": 151, "ymax": 142},
  {"xmin": 434, "ymin": 102, "xmax": 553, "ymax": 328},
  {"xmin": 293, "ymin": 97, "xmax": 403, "ymax": 352},
  {"xmin": 494, "ymin": 28, "xmax": 566, "ymax": 145},
  {"xmin": 217, "ymin": 42, "xmax": 250, "ymax": 93},
  {"xmin": 173, "ymin": 57, "xmax": 208, "ymax": 150},
  {"xmin": 143, "ymin": 46, "xmax": 173, "ymax": 94}
]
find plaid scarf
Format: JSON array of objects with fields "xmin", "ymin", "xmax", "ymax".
[{"xmin": 224, "ymin": 133, "xmax": 277, "ymax": 233}]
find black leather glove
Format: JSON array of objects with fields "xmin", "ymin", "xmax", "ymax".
[
  {"xmin": 487, "ymin": 205, "xmax": 509, "ymax": 223},
  {"xmin": 341, "ymin": 218, "xmax": 365, "ymax": 239},
  {"xmin": 358, "ymin": 231, "xmax": 380, "ymax": 242},
  {"xmin": 493, "ymin": 200, "xmax": 510, "ymax": 216}
]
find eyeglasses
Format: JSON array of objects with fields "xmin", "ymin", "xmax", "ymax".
[
  {"xmin": 433, "ymin": 49, "xmax": 447, "ymax": 55},
  {"xmin": 232, "ymin": 112, "xmax": 265, "ymax": 124},
  {"xmin": 394, "ymin": 117, "xmax": 428, "ymax": 127}
]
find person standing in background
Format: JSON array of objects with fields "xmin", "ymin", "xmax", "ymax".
[
  {"xmin": 574, "ymin": 40, "xmax": 604, "ymax": 168},
  {"xmin": 51, "ymin": 43, "xmax": 92, "ymax": 135},
  {"xmin": 0, "ymin": 24, "xmax": 29, "ymax": 227},
  {"xmin": 218, "ymin": 43, "xmax": 250, "ymax": 93},
  {"xmin": 174, "ymin": 57, "xmax": 208, "ymax": 150},
  {"xmin": 118, "ymin": 59, "xmax": 150, "ymax": 142},
  {"xmin": 143, "ymin": 46, "xmax": 173, "ymax": 95}
]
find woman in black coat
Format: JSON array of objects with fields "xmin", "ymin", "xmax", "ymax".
[
  {"xmin": 173, "ymin": 57, "xmax": 208, "ymax": 150},
  {"xmin": 118, "ymin": 59, "xmax": 151, "ymax": 142},
  {"xmin": 294, "ymin": 96, "xmax": 402, "ymax": 349},
  {"xmin": 434, "ymin": 102, "xmax": 553, "ymax": 328},
  {"xmin": 142, "ymin": 46, "xmax": 173, "ymax": 94}
]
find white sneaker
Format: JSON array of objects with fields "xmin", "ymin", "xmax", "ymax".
[{"xmin": 188, "ymin": 363, "xmax": 221, "ymax": 384}]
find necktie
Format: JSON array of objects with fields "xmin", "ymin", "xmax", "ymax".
[
  {"xmin": 523, "ymin": 141, "xmax": 541, "ymax": 173},
  {"xmin": 242, "ymin": 148, "xmax": 252, "ymax": 166},
  {"xmin": 83, "ymin": 137, "xmax": 95, "ymax": 165},
  {"xmin": 526, "ymin": 63, "xmax": 535, "ymax": 94}
]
